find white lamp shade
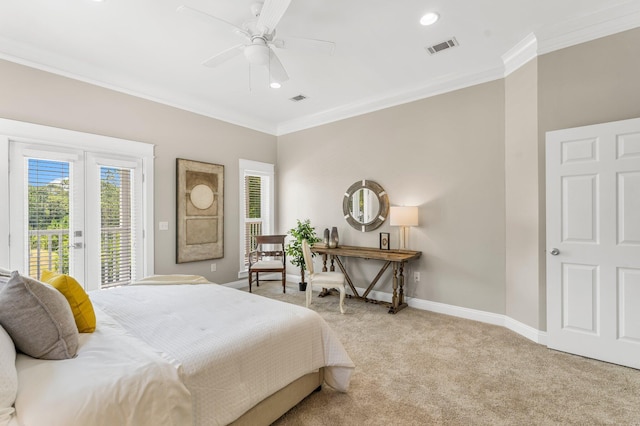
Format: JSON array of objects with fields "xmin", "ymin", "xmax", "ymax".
[{"xmin": 389, "ymin": 206, "xmax": 418, "ymax": 227}]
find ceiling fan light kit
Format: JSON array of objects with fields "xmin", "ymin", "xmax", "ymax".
[{"xmin": 244, "ymin": 41, "xmax": 270, "ymax": 66}]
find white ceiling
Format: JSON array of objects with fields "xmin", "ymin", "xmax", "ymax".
[{"xmin": 1, "ymin": 0, "xmax": 639, "ymax": 135}]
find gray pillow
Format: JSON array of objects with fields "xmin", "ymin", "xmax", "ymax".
[{"xmin": 0, "ymin": 271, "xmax": 78, "ymax": 360}]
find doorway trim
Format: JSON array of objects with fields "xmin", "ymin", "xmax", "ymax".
[{"xmin": 0, "ymin": 118, "xmax": 154, "ymax": 278}]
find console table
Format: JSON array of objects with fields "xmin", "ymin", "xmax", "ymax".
[{"xmin": 311, "ymin": 244, "xmax": 421, "ymax": 314}]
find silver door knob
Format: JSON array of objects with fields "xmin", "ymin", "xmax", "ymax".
[{"xmin": 550, "ymin": 248, "xmax": 560, "ymax": 256}]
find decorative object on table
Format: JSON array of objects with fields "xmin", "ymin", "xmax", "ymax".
[
  {"xmin": 323, "ymin": 228, "xmax": 330, "ymax": 246},
  {"xmin": 390, "ymin": 206, "xmax": 419, "ymax": 250},
  {"xmin": 285, "ymin": 219, "xmax": 321, "ymax": 291},
  {"xmin": 176, "ymin": 158, "xmax": 224, "ymax": 263},
  {"xmin": 379, "ymin": 232, "xmax": 390, "ymax": 250},
  {"xmin": 329, "ymin": 226, "xmax": 339, "ymax": 248},
  {"xmin": 343, "ymin": 180, "xmax": 389, "ymax": 232}
]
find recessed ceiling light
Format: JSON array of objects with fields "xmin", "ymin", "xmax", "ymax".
[
  {"xmin": 270, "ymin": 82, "xmax": 281, "ymax": 89},
  {"xmin": 420, "ymin": 12, "xmax": 439, "ymax": 26}
]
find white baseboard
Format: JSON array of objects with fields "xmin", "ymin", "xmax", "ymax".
[
  {"xmin": 224, "ymin": 276, "xmax": 548, "ymax": 345},
  {"xmin": 406, "ymin": 296, "xmax": 505, "ymax": 327},
  {"xmin": 504, "ymin": 316, "xmax": 548, "ymax": 345}
]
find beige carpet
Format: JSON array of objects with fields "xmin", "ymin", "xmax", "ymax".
[{"xmin": 249, "ymin": 281, "xmax": 640, "ymax": 425}]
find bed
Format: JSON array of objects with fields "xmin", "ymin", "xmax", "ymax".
[{"xmin": 0, "ymin": 274, "xmax": 355, "ymax": 426}]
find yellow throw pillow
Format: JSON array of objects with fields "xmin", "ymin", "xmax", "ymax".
[{"xmin": 40, "ymin": 270, "xmax": 96, "ymax": 333}]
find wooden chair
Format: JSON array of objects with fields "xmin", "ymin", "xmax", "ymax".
[
  {"xmin": 302, "ymin": 239, "xmax": 346, "ymax": 314},
  {"xmin": 248, "ymin": 235, "xmax": 287, "ymax": 293}
]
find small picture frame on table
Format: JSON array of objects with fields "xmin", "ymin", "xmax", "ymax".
[{"xmin": 379, "ymin": 232, "xmax": 390, "ymax": 250}]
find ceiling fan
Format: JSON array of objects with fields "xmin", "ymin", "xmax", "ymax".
[{"xmin": 177, "ymin": 0, "xmax": 336, "ymax": 85}]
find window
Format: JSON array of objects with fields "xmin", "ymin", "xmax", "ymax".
[
  {"xmin": 239, "ymin": 159, "xmax": 274, "ymax": 275},
  {"xmin": 0, "ymin": 118, "xmax": 153, "ymax": 291}
]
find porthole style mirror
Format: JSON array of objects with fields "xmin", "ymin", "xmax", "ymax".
[{"xmin": 343, "ymin": 180, "xmax": 389, "ymax": 232}]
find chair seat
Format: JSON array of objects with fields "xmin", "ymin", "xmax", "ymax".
[
  {"xmin": 250, "ymin": 260, "xmax": 285, "ymax": 270},
  {"xmin": 310, "ymin": 271, "xmax": 345, "ymax": 285}
]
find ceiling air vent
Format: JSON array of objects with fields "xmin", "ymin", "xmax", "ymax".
[
  {"xmin": 425, "ymin": 37, "xmax": 459, "ymax": 55},
  {"xmin": 289, "ymin": 94, "xmax": 308, "ymax": 102}
]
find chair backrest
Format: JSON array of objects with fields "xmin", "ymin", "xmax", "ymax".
[
  {"xmin": 255, "ymin": 235, "xmax": 286, "ymax": 263},
  {"xmin": 301, "ymin": 239, "xmax": 314, "ymax": 275}
]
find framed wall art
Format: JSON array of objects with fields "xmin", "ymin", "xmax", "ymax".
[
  {"xmin": 379, "ymin": 232, "xmax": 390, "ymax": 250},
  {"xmin": 176, "ymin": 158, "xmax": 224, "ymax": 263}
]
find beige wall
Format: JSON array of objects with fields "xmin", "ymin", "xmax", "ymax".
[
  {"xmin": 535, "ymin": 26, "xmax": 640, "ymax": 329},
  {"xmin": 278, "ymin": 81, "xmax": 507, "ymax": 314},
  {"xmin": 0, "ymin": 59, "xmax": 277, "ymax": 284},
  {"xmin": 505, "ymin": 59, "xmax": 541, "ymax": 329}
]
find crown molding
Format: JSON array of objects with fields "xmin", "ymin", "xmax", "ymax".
[
  {"xmin": 536, "ymin": 0, "xmax": 640, "ymax": 55},
  {"xmin": 502, "ymin": 33, "xmax": 538, "ymax": 77},
  {"xmin": 0, "ymin": 36, "xmax": 277, "ymax": 135},
  {"xmin": 276, "ymin": 65, "xmax": 505, "ymax": 135},
  {"xmin": 279, "ymin": 2, "xmax": 640, "ymax": 135}
]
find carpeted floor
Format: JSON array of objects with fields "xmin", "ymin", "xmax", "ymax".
[{"xmin": 248, "ymin": 281, "xmax": 640, "ymax": 425}]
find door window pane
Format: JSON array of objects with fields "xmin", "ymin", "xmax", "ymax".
[
  {"xmin": 100, "ymin": 166, "xmax": 135, "ymax": 288},
  {"xmin": 27, "ymin": 159, "xmax": 70, "ymax": 277}
]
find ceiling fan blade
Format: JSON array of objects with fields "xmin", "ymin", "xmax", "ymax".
[
  {"xmin": 202, "ymin": 44, "xmax": 244, "ymax": 68},
  {"xmin": 257, "ymin": 0, "xmax": 292, "ymax": 35},
  {"xmin": 273, "ymin": 36, "xmax": 336, "ymax": 55},
  {"xmin": 268, "ymin": 49, "xmax": 289, "ymax": 83},
  {"xmin": 177, "ymin": 5, "xmax": 248, "ymax": 37}
]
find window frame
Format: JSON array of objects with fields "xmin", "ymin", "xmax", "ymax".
[
  {"xmin": 238, "ymin": 159, "xmax": 274, "ymax": 277},
  {"xmin": 0, "ymin": 118, "xmax": 154, "ymax": 284}
]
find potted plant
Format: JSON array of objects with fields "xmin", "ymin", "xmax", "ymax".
[{"xmin": 285, "ymin": 219, "xmax": 321, "ymax": 291}]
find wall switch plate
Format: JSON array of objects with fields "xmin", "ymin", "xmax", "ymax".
[
  {"xmin": 210, "ymin": 263, "xmax": 217, "ymax": 272},
  {"xmin": 414, "ymin": 272, "xmax": 420, "ymax": 282},
  {"xmin": 159, "ymin": 221, "xmax": 169, "ymax": 231}
]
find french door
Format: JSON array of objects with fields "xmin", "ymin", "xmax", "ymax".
[
  {"xmin": 9, "ymin": 143, "xmax": 144, "ymax": 291},
  {"xmin": 10, "ymin": 145, "xmax": 85, "ymax": 282}
]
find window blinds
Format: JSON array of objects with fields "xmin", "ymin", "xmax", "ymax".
[
  {"xmin": 26, "ymin": 158, "xmax": 71, "ymax": 278},
  {"xmin": 100, "ymin": 166, "xmax": 135, "ymax": 288}
]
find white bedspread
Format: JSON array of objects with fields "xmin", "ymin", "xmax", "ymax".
[
  {"xmin": 14, "ymin": 306, "xmax": 192, "ymax": 426},
  {"xmin": 90, "ymin": 284, "xmax": 354, "ymax": 426}
]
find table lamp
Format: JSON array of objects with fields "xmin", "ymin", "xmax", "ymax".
[{"xmin": 390, "ymin": 206, "xmax": 418, "ymax": 249}]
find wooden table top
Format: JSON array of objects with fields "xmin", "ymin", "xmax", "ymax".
[{"xmin": 311, "ymin": 244, "xmax": 421, "ymax": 262}]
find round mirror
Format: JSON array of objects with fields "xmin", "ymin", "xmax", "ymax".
[
  {"xmin": 343, "ymin": 180, "xmax": 389, "ymax": 232},
  {"xmin": 349, "ymin": 188, "xmax": 380, "ymax": 224}
]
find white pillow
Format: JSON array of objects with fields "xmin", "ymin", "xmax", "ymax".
[{"xmin": 0, "ymin": 324, "xmax": 17, "ymax": 426}]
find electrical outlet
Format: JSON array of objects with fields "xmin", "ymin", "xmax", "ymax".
[
  {"xmin": 210, "ymin": 263, "xmax": 217, "ymax": 272},
  {"xmin": 414, "ymin": 272, "xmax": 420, "ymax": 282}
]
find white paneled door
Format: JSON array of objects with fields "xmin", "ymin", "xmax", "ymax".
[{"xmin": 546, "ymin": 117, "xmax": 640, "ymax": 369}]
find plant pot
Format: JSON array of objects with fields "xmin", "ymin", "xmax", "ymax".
[{"xmin": 298, "ymin": 282, "xmax": 307, "ymax": 291}]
